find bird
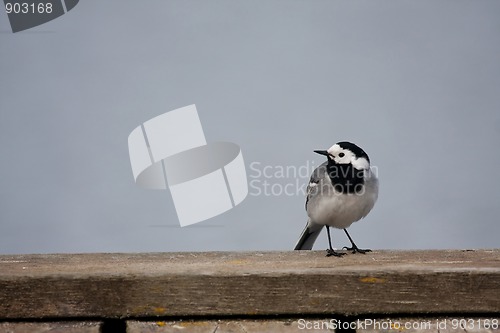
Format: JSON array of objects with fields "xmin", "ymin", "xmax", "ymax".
[{"xmin": 294, "ymin": 141, "xmax": 378, "ymax": 257}]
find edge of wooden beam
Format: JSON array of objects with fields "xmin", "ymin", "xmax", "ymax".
[{"xmin": 0, "ymin": 250, "xmax": 499, "ymax": 319}]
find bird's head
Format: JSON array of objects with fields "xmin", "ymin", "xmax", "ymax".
[{"xmin": 314, "ymin": 141, "xmax": 370, "ymax": 170}]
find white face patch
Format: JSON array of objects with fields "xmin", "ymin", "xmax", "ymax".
[
  {"xmin": 326, "ymin": 144, "xmax": 342, "ymax": 160},
  {"xmin": 327, "ymin": 144, "xmax": 369, "ymax": 170}
]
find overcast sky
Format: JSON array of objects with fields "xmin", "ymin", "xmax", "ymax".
[{"xmin": 1, "ymin": 0, "xmax": 500, "ymax": 254}]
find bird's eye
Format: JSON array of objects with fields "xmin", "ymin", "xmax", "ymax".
[{"xmin": 338, "ymin": 152, "xmax": 345, "ymax": 158}]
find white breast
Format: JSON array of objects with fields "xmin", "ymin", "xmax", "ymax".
[{"xmin": 307, "ymin": 172, "xmax": 378, "ymax": 229}]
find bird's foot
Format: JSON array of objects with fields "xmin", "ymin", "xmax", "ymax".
[
  {"xmin": 326, "ymin": 249, "xmax": 346, "ymax": 257},
  {"xmin": 342, "ymin": 245, "xmax": 372, "ymax": 254}
]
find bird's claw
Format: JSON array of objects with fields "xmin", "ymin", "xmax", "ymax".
[
  {"xmin": 326, "ymin": 249, "xmax": 346, "ymax": 257},
  {"xmin": 342, "ymin": 246, "xmax": 372, "ymax": 254}
]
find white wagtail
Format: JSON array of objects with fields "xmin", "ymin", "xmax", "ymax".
[{"xmin": 294, "ymin": 141, "xmax": 378, "ymax": 256}]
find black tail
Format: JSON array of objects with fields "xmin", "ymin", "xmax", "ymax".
[{"xmin": 294, "ymin": 221, "xmax": 323, "ymax": 250}]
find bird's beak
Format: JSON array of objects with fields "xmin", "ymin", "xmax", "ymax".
[{"xmin": 314, "ymin": 150, "xmax": 329, "ymax": 156}]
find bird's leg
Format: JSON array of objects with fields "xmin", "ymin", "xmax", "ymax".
[
  {"xmin": 342, "ymin": 229, "xmax": 371, "ymax": 254},
  {"xmin": 325, "ymin": 226, "xmax": 346, "ymax": 257}
]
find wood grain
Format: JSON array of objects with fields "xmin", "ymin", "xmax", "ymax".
[
  {"xmin": 0, "ymin": 250, "xmax": 499, "ymax": 319},
  {"xmin": 127, "ymin": 318, "xmax": 500, "ymax": 333},
  {"xmin": 0, "ymin": 322, "xmax": 101, "ymax": 333}
]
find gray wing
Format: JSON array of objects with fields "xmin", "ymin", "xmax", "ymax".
[
  {"xmin": 295, "ymin": 162, "xmax": 328, "ymax": 250},
  {"xmin": 305, "ymin": 162, "xmax": 328, "ymax": 211}
]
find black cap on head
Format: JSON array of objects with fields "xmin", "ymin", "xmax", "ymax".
[{"xmin": 336, "ymin": 141, "xmax": 370, "ymax": 163}]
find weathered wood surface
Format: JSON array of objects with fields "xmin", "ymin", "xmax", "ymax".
[
  {"xmin": 0, "ymin": 250, "xmax": 499, "ymax": 320},
  {"xmin": 0, "ymin": 322, "xmax": 101, "ymax": 333},
  {"xmin": 0, "ymin": 318, "xmax": 498, "ymax": 333},
  {"xmin": 127, "ymin": 318, "xmax": 500, "ymax": 333},
  {"xmin": 128, "ymin": 320, "xmax": 298, "ymax": 333}
]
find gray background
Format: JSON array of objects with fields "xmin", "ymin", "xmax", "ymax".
[{"xmin": 1, "ymin": 1, "xmax": 499, "ymax": 254}]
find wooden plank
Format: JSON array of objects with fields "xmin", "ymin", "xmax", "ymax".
[
  {"xmin": 128, "ymin": 321, "xmax": 217, "ymax": 333},
  {"xmin": 129, "ymin": 318, "xmax": 500, "ymax": 333},
  {"xmin": 127, "ymin": 320, "xmax": 324, "ymax": 333},
  {"xmin": 0, "ymin": 322, "xmax": 101, "ymax": 333},
  {"xmin": 0, "ymin": 250, "xmax": 499, "ymax": 319}
]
